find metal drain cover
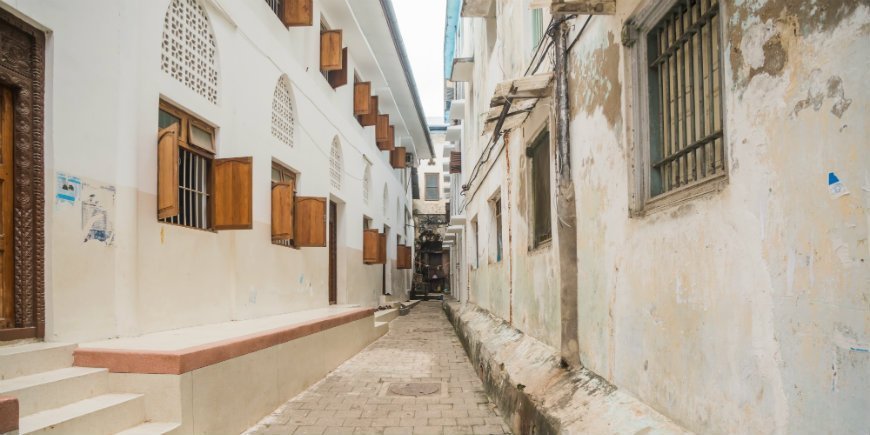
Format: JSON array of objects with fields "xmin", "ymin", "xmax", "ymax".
[{"xmin": 387, "ymin": 382, "xmax": 441, "ymax": 397}]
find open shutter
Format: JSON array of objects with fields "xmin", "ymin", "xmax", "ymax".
[
  {"xmin": 354, "ymin": 82, "xmax": 371, "ymax": 115},
  {"xmin": 271, "ymin": 181, "xmax": 295, "ymax": 241},
  {"xmin": 157, "ymin": 125, "xmax": 179, "ymax": 219},
  {"xmin": 391, "ymin": 147, "xmax": 407, "ymax": 169},
  {"xmin": 320, "ymin": 30, "xmax": 343, "ymax": 71},
  {"xmin": 449, "ymin": 151, "xmax": 462, "ymax": 174},
  {"xmin": 404, "ymin": 245, "xmax": 412, "ymax": 269},
  {"xmin": 396, "ymin": 245, "xmax": 412, "ymax": 269},
  {"xmin": 214, "ymin": 157, "xmax": 253, "ymax": 230},
  {"xmin": 363, "ymin": 229, "xmax": 380, "ymax": 264},
  {"xmin": 378, "ymin": 233, "xmax": 387, "ymax": 264},
  {"xmin": 376, "ymin": 115, "xmax": 390, "ymax": 148},
  {"xmin": 359, "ymin": 96, "xmax": 378, "ymax": 127},
  {"xmin": 386, "ymin": 126, "xmax": 396, "ymax": 151},
  {"xmin": 328, "ymin": 48, "xmax": 348, "ymax": 88},
  {"xmin": 294, "ymin": 197, "xmax": 327, "ymax": 247},
  {"xmin": 281, "ymin": 0, "xmax": 313, "ymax": 26}
]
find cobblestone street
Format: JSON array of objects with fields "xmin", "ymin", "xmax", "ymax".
[{"xmin": 244, "ymin": 301, "xmax": 511, "ymax": 435}]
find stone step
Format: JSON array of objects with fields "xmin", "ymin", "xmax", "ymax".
[
  {"xmin": 0, "ymin": 367, "xmax": 109, "ymax": 416},
  {"xmin": 115, "ymin": 422, "xmax": 181, "ymax": 435},
  {"xmin": 18, "ymin": 393, "xmax": 145, "ymax": 435},
  {"xmin": 0, "ymin": 342, "xmax": 76, "ymax": 381}
]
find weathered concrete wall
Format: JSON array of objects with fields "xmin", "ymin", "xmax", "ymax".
[
  {"xmin": 443, "ymin": 299, "xmax": 689, "ymax": 434},
  {"xmin": 565, "ymin": 1, "xmax": 869, "ymax": 433},
  {"xmin": 448, "ymin": 0, "xmax": 868, "ymax": 433}
]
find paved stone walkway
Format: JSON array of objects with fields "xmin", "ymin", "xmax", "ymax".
[{"xmin": 244, "ymin": 301, "xmax": 511, "ymax": 435}]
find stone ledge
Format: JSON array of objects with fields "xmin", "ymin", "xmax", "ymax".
[
  {"xmin": 74, "ymin": 307, "xmax": 374, "ymax": 375},
  {"xmin": 443, "ymin": 300, "xmax": 690, "ymax": 434}
]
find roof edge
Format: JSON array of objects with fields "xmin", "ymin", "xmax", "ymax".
[{"xmin": 378, "ymin": 0, "xmax": 434, "ymax": 159}]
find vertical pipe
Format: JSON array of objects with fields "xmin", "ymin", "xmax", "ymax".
[{"xmin": 553, "ymin": 18, "xmax": 580, "ymax": 367}]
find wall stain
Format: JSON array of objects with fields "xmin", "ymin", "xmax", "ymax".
[
  {"xmin": 568, "ymin": 32, "xmax": 622, "ymax": 127},
  {"xmin": 748, "ymin": 33, "xmax": 788, "ymax": 81},
  {"xmin": 792, "ymin": 73, "xmax": 852, "ymax": 118}
]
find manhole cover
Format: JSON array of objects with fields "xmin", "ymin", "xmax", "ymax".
[{"xmin": 387, "ymin": 382, "xmax": 441, "ymax": 397}]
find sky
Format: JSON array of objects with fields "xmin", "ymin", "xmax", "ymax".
[{"xmin": 391, "ymin": 0, "xmax": 447, "ymax": 121}]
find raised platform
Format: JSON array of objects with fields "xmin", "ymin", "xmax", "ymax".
[{"xmin": 73, "ymin": 305, "xmax": 386, "ymax": 434}]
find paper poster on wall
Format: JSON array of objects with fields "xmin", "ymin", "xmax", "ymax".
[
  {"xmin": 55, "ymin": 172, "xmax": 81, "ymax": 205},
  {"xmin": 81, "ymin": 181, "xmax": 116, "ymax": 245}
]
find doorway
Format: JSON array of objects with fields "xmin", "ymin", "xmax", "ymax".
[
  {"xmin": 328, "ymin": 201, "xmax": 337, "ymax": 305},
  {"xmin": 0, "ymin": 10, "xmax": 45, "ymax": 341}
]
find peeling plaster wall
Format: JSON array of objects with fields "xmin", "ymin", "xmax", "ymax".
[
  {"xmin": 458, "ymin": 0, "xmax": 562, "ymax": 349},
  {"xmin": 565, "ymin": 1, "xmax": 869, "ymax": 433}
]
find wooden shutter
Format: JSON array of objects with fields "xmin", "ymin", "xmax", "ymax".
[
  {"xmin": 359, "ymin": 96, "xmax": 378, "ymax": 127},
  {"xmin": 449, "ymin": 151, "xmax": 462, "ymax": 174},
  {"xmin": 271, "ymin": 181, "xmax": 295, "ymax": 241},
  {"xmin": 363, "ymin": 229, "xmax": 380, "ymax": 264},
  {"xmin": 320, "ymin": 30, "xmax": 343, "ymax": 71},
  {"xmin": 376, "ymin": 114, "xmax": 390, "ymax": 143},
  {"xmin": 354, "ymin": 82, "xmax": 371, "ymax": 115},
  {"xmin": 391, "ymin": 147, "xmax": 407, "ymax": 169},
  {"xmin": 294, "ymin": 197, "xmax": 327, "ymax": 247},
  {"xmin": 396, "ymin": 245, "xmax": 412, "ymax": 269},
  {"xmin": 157, "ymin": 124, "xmax": 179, "ymax": 219},
  {"xmin": 328, "ymin": 48, "xmax": 348, "ymax": 88},
  {"xmin": 214, "ymin": 157, "xmax": 253, "ymax": 230},
  {"xmin": 386, "ymin": 126, "xmax": 396, "ymax": 151},
  {"xmin": 281, "ymin": 0, "xmax": 312, "ymax": 26},
  {"xmin": 404, "ymin": 245, "xmax": 412, "ymax": 269},
  {"xmin": 378, "ymin": 233, "xmax": 387, "ymax": 264}
]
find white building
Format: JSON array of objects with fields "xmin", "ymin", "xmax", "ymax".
[{"xmin": 0, "ymin": 0, "xmax": 431, "ymax": 432}]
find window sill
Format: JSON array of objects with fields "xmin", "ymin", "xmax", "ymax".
[
  {"xmin": 528, "ymin": 238, "xmax": 552, "ymax": 253},
  {"xmin": 635, "ymin": 173, "xmax": 728, "ymax": 218}
]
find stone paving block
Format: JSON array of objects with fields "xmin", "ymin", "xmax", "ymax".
[{"xmin": 245, "ymin": 302, "xmax": 510, "ymax": 435}]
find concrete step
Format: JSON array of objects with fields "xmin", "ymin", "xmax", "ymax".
[
  {"xmin": 0, "ymin": 342, "xmax": 75, "ymax": 380},
  {"xmin": 18, "ymin": 393, "xmax": 145, "ymax": 435},
  {"xmin": 115, "ymin": 422, "xmax": 181, "ymax": 435},
  {"xmin": 0, "ymin": 367, "xmax": 109, "ymax": 416}
]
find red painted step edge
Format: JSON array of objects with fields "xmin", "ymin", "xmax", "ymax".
[{"xmin": 0, "ymin": 396, "xmax": 17, "ymax": 434}]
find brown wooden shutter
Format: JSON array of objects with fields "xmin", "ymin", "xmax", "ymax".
[
  {"xmin": 214, "ymin": 157, "xmax": 253, "ymax": 230},
  {"xmin": 328, "ymin": 48, "xmax": 348, "ymax": 88},
  {"xmin": 378, "ymin": 233, "xmax": 387, "ymax": 264},
  {"xmin": 363, "ymin": 229, "xmax": 380, "ymax": 264},
  {"xmin": 386, "ymin": 126, "xmax": 396, "ymax": 151},
  {"xmin": 157, "ymin": 124, "xmax": 179, "ymax": 219},
  {"xmin": 359, "ymin": 96, "xmax": 378, "ymax": 127},
  {"xmin": 376, "ymin": 114, "xmax": 390, "ymax": 143},
  {"xmin": 390, "ymin": 147, "xmax": 407, "ymax": 169},
  {"xmin": 404, "ymin": 245, "xmax": 412, "ymax": 269},
  {"xmin": 320, "ymin": 30, "xmax": 343, "ymax": 71},
  {"xmin": 294, "ymin": 197, "xmax": 327, "ymax": 247},
  {"xmin": 281, "ymin": 0, "xmax": 312, "ymax": 26},
  {"xmin": 449, "ymin": 151, "xmax": 462, "ymax": 174},
  {"xmin": 353, "ymin": 82, "xmax": 371, "ymax": 116},
  {"xmin": 271, "ymin": 181, "xmax": 295, "ymax": 241},
  {"xmin": 396, "ymin": 245, "xmax": 411, "ymax": 269}
]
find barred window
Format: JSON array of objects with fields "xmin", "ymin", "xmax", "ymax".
[
  {"xmin": 158, "ymin": 101, "xmax": 214, "ymax": 230},
  {"xmin": 382, "ymin": 185, "xmax": 388, "ymax": 216},
  {"xmin": 425, "ymin": 173, "xmax": 440, "ymax": 201},
  {"xmin": 264, "ymin": 0, "xmax": 282, "ymax": 17},
  {"xmin": 161, "ymin": 0, "xmax": 219, "ymax": 104},
  {"xmin": 647, "ymin": 0, "xmax": 724, "ymax": 197},
  {"xmin": 530, "ymin": 130, "xmax": 551, "ymax": 247},
  {"xmin": 330, "ymin": 136, "xmax": 343, "ymax": 190},
  {"xmin": 271, "ymin": 76, "xmax": 295, "ymax": 147}
]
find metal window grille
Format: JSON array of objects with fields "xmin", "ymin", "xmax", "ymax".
[
  {"xmin": 494, "ymin": 199, "xmax": 502, "ymax": 262},
  {"xmin": 647, "ymin": 0, "xmax": 724, "ymax": 196},
  {"xmin": 161, "ymin": 147, "xmax": 210, "ymax": 230},
  {"xmin": 363, "ymin": 163, "xmax": 371, "ymax": 204},
  {"xmin": 264, "ymin": 0, "xmax": 283, "ymax": 17},
  {"xmin": 531, "ymin": 9, "xmax": 544, "ymax": 54},
  {"xmin": 330, "ymin": 138, "xmax": 342, "ymax": 190}
]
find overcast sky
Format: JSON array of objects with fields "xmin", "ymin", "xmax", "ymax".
[{"xmin": 392, "ymin": 0, "xmax": 446, "ymax": 121}]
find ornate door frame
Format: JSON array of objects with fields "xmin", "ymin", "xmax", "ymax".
[{"xmin": 0, "ymin": 7, "xmax": 45, "ymax": 340}]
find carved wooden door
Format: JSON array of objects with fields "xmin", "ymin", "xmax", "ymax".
[{"xmin": 0, "ymin": 87, "xmax": 14, "ymax": 329}]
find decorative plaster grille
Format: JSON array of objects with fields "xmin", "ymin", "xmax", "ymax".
[
  {"xmin": 330, "ymin": 137, "xmax": 343, "ymax": 190},
  {"xmin": 272, "ymin": 76, "xmax": 295, "ymax": 146},
  {"xmin": 161, "ymin": 0, "xmax": 219, "ymax": 104},
  {"xmin": 383, "ymin": 185, "xmax": 388, "ymax": 216},
  {"xmin": 363, "ymin": 162, "xmax": 372, "ymax": 204}
]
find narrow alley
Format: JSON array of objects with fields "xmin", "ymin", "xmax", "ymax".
[{"xmin": 245, "ymin": 302, "xmax": 510, "ymax": 435}]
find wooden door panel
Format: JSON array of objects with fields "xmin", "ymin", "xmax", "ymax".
[{"xmin": 0, "ymin": 87, "xmax": 13, "ymax": 329}]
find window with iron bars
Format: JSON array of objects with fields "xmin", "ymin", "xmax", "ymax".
[
  {"xmin": 264, "ymin": 0, "xmax": 283, "ymax": 18},
  {"xmin": 272, "ymin": 162, "xmax": 297, "ymax": 248},
  {"xmin": 158, "ymin": 101, "xmax": 215, "ymax": 231},
  {"xmin": 646, "ymin": 0, "xmax": 724, "ymax": 198}
]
